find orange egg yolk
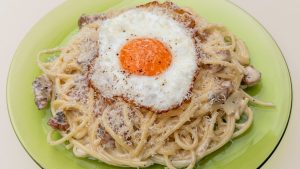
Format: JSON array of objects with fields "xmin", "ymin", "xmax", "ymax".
[{"xmin": 119, "ymin": 38, "xmax": 172, "ymax": 76}]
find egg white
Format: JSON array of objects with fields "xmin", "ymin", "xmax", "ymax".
[{"xmin": 91, "ymin": 8, "xmax": 198, "ymax": 112}]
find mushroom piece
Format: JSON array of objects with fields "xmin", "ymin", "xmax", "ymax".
[
  {"xmin": 32, "ymin": 75, "xmax": 52, "ymax": 109},
  {"xmin": 48, "ymin": 112, "xmax": 70, "ymax": 131},
  {"xmin": 242, "ymin": 66, "xmax": 261, "ymax": 87},
  {"xmin": 208, "ymin": 81, "xmax": 234, "ymax": 104}
]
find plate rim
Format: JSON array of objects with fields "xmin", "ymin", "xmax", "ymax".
[{"xmin": 6, "ymin": 0, "xmax": 293, "ymax": 168}]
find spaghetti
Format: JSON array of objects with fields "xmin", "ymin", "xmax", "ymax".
[{"xmin": 34, "ymin": 2, "xmax": 272, "ymax": 169}]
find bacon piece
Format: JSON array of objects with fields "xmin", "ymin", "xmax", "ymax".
[{"xmin": 48, "ymin": 112, "xmax": 70, "ymax": 131}]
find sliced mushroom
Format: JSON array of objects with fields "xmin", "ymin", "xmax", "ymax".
[
  {"xmin": 32, "ymin": 74, "xmax": 52, "ymax": 109},
  {"xmin": 242, "ymin": 66, "xmax": 261, "ymax": 87},
  {"xmin": 48, "ymin": 112, "xmax": 70, "ymax": 131},
  {"xmin": 208, "ymin": 81, "xmax": 233, "ymax": 104}
]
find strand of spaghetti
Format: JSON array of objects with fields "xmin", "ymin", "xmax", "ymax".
[
  {"xmin": 36, "ymin": 48, "xmax": 62, "ymax": 69},
  {"xmin": 240, "ymin": 89, "xmax": 274, "ymax": 107},
  {"xmin": 71, "ymin": 140, "xmax": 116, "ymax": 165},
  {"xmin": 164, "ymin": 154, "xmax": 177, "ymax": 169},
  {"xmin": 216, "ymin": 73, "xmax": 236, "ymax": 79},
  {"xmin": 72, "ymin": 139, "xmax": 154, "ymax": 167},
  {"xmin": 231, "ymin": 97, "xmax": 249, "ymax": 120},
  {"xmin": 60, "ymin": 94, "xmax": 75, "ymax": 102},
  {"xmin": 183, "ymin": 117, "xmax": 201, "ymax": 129},
  {"xmin": 200, "ymin": 23, "xmax": 226, "ymax": 32},
  {"xmin": 201, "ymin": 59, "xmax": 241, "ymax": 74},
  {"xmin": 157, "ymin": 142, "xmax": 180, "ymax": 156},
  {"xmin": 203, "ymin": 40, "xmax": 232, "ymax": 51},
  {"xmin": 50, "ymin": 78, "xmax": 58, "ymax": 116},
  {"xmin": 42, "ymin": 67, "xmax": 74, "ymax": 80},
  {"xmin": 51, "ymin": 100, "xmax": 83, "ymax": 112},
  {"xmin": 233, "ymin": 107, "xmax": 253, "ymax": 138},
  {"xmin": 174, "ymin": 128, "xmax": 198, "ymax": 150},
  {"xmin": 101, "ymin": 108, "xmax": 133, "ymax": 152},
  {"xmin": 86, "ymin": 89, "xmax": 95, "ymax": 115},
  {"xmin": 227, "ymin": 33, "xmax": 236, "ymax": 51},
  {"xmin": 234, "ymin": 38, "xmax": 250, "ymax": 65},
  {"xmin": 63, "ymin": 62, "xmax": 82, "ymax": 73},
  {"xmin": 152, "ymin": 155, "xmax": 190, "ymax": 168},
  {"xmin": 196, "ymin": 112, "xmax": 218, "ymax": 157},
  {"xmin": 39, "ymin": 60, "xmax": 74, "ymax": 82},
  {"xmin": 157, "ymin": 108, "xmax": 183, "ymax": 118},
  {"xmin": 200, "ymin": 115, "xmax": 235, "ymax": 157},
  {"xmin": 155, "ymin": 116, "xmax": 169, "ymax": 128},
  {"xmin": 65, "ymin": 142, "xmax": 73, "ymax": 149},
  {"xmin": 122, "ymin": 104, "xmax": 135, "ymax": 136},
  {"xmin": 60, "ymin": 80, "xmax": 75, "ymax": 93},
  {"xmin": 73, "ymin": 126, "xmax": 88, "ymax": 139},
  {"xmin": 114, "ymin": 143, "xmax": 127, "ymax": 155},
  {"xmin": 37, "ymin": 48, "xmax": 62, "ymax": 77},
  {"xmin": 154, "ymin": 149, "xmax": 196, "ymax": 169},
  {"xmin": 143, "ymin": 103, "xmax": 200, "ymax": 159},
  {"xmin": 131, "ymin": 112, "xmax": 157, "ymax": 157},
  {"xmin": 186, "ymin": 151, "xmax": 196, "ymax": 169},
  {"xmin": 54, "ymin": 78, "xmax": 62, "ymax": 96},
  {"xmin": 231, "ymin": 58, "xmax": 246, "ymax": 76},
  {"xmin": 72, "ymin": 144, "xmax": 89, "ymax": 157},
  {"xmin": 89, "ymin": 117, "xmax": 100, "ymax": 147}
]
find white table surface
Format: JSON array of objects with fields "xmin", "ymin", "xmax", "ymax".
[{"xmin": 0, "ymin": 0, "xmax": 299, "ymax": 168}]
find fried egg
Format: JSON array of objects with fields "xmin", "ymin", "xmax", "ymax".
[{"xmin": 91, "ymin": 7, "xmax": 200, "ymax": 112}]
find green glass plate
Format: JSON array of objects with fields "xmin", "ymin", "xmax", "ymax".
[{"xmin": 7, "ymin": 0, "xmax": 292, "ymax": 169}]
